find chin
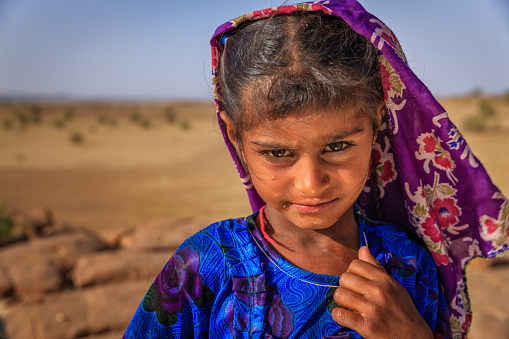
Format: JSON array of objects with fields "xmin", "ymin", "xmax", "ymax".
[{"xmin": 290, "ymin": 212, "xmax": 343, "ymax": 230}]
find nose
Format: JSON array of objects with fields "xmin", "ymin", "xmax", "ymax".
[{"xmin": 293, "ymin": 156, "xmax": 330, "ymax": 196}]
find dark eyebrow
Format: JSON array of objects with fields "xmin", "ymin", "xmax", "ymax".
[
  {"xmin": 249, "ymin": 126, "xmax": 365, "ymax": 149},
  {"xmin": 326, "ymin": 127, "xmax": 364, "ymax": 142},
  {"xmin": 249, "ymin": 141, "xmax": 290, "ymax": 149}
]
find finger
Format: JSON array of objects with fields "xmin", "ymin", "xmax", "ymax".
[
  {"xmin": 331, "ymin": 305, "xmax": 364, "ymax": 331},
  {"xmin": 346, "ymin": 258, "xmax": 386, "ymax": 281},
  {"xmin": 338, "ymin": 271, "xmax": 373, "ymax": 296},
  {"xmin": 358, "ymin": 246, "xmax": 383, "ymax": 270},
  {"xmin": 333, "ymin": 285, "xmax": 367, "ymax": 312}
]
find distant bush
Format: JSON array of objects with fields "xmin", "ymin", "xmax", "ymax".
[
  {"xmin": 63, "ymin": 109, "xmax": 74, "ymax": 121},
  {"xmin": 130, "ymin": 112, "xmax": 140, "ymax": 123},
  {"xmin": 179, "ymin": 120, "xmax": 191, "ymax": 131},
  {"xmin": 463, "ymin": 99, "xmax": 497, "ymax": 132},
  {"xmin": 478, "ymin": 100, "xmax": 496, "ymax": 118},
  {"xmin": 164, "ymin": 107, "xmax": 176, "ymax": 124},
  {"xmin": 463, "ymin": 115, "xmax": 486, "ymax": 132},
  {"xmin": 15, "ymin": 112, "xmax": 29, "ymax": 129},
  {"xmin": 0, "ymin": 203, "xmax": 14, "ymax": 238},
  {"xmin": 139, "ymin": 119, "xmax": 151, "ymax": 129},
  {"xmin": 97, "ymin": 115, "xmax": 108, "ymax": 125},
  {"xmin": 3, "ymin": 119, "xmax": 13, "ymax": 131},
  {"xmin": 69, "ymin": 131, "xmax": 85, "ymax": 145},
  {"xmin": 30, "ymin": 104, "xmax": 42, "ymax": 124},
  {"xmin": 53, "ymin": 119, "xmax": 66, "ymax": 129}
]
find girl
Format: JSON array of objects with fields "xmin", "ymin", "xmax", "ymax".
[{"xmin": 124, "ymin": 1, "xmax": 509, "ymax": 338}]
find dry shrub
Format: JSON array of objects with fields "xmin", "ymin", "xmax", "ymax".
[
  {"xmin": 463, "ymin": 115, "xmax": 486, "ymax": 132},
  {"xmin": 179, "ymin": 120, "xmax": 191, "ymax": 131},
  {"xmin": 463, "ymin": 98, "xmax": 498, "ymax": 132},
  {"xmin": 0, "ymin": 202, "xmax": 14, "ymax": 238},
  {"xmin": 164, "ymin": 107, "xmax": 176, "ymax": 124},
  {"xmin": 478, "ymin": 100, "xmax": 496, "ymax": 118},
  {"xmin": 97, "ymin": 115, "xmax": 108, "ymax": 125},
  {"xmin": 69, "ymin": 131, "xmax": 85, "ymax": 146},
  {"xmin": 64, "ymin": 109, "xmax": 74, "ymax": 121},
  {"xmin": 15, "ymin": 112, "xmax": 29, "ymax": 129},
  {"xmin": 130, "ymin": 112, "xmax": 140, "ymax": 123},
  {"xmin": 30, "ymin": 104, "xmax": 42, "ymax": 124},
  {"xmin": 140, "ymin": 119, "xmax": 152, "ymax": 129},
  {"xmin": 3, "ymin": 119, "xmax": 13, "ymax": 131},
  {"xmin": 53, "ymin": 119, "xmax": 66, "ymax": 129}
]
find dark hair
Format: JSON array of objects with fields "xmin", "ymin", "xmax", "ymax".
[{"xmin": 218, "ymin": 11, "xmax": 383, "ymax": 149}]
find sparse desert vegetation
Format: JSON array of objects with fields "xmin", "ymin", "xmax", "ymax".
[
  {"xmin": 0, "ymin": 94, "xmax": 508, "ymax": 338},
  {"xmin": 0, "ymin": 95, "xmax": 508, "ymax": 227}
]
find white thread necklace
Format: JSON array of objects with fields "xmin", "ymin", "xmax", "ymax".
[{"xmin": 247, "ymin": 214, "xmax": 369, "ymax": 289}]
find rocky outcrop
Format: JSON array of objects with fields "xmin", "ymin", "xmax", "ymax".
[
  {"xmin": 0, "ymin": 207, "xmax": 199, "ymax": 339},
  {"xmin": 0, "ymin": 206, "xmax": 508, "ymax": 338}
]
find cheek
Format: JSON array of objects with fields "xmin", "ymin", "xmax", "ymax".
[{"xmin": 332, "ymin": 152, "xmax": 372, "ymax": 185}]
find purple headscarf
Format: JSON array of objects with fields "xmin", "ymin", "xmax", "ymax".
[{"xmin": 211, "ymin": 1, "xmax": 509, "ymax": 338}]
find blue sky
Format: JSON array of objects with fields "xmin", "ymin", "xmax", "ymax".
[{"xmin": 0, "ymin": 0, "xmax": 508, "ymax": 100}]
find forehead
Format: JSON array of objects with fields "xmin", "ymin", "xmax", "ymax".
[{"xmin": 243, "ymin": 107, "xmax": 370, "ymax": 141}]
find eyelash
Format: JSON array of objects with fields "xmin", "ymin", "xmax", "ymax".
[
  {"xmin": 324, "ymin": 142, "xmax": 350, "ymax": 153},
  {"xmin": 262, "ymin": 142, "xmax": 352, "ymax": 159}
]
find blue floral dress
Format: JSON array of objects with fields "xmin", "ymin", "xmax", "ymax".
[{"xmin": 123, "ymin": 210, "xmax": 449, "ymax": 338}]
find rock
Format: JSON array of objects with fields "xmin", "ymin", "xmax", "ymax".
[
  {"xmin": 3, "ymin": 279, "xmax": 151, "ymax": 339},
  {"xmin": 9, "ymin": 255, "xmax": 63, "ymax": 297},
  {"xmin": 2, "ymin": 303, "xmax": 36, "ymax": 339},
  {"xmin": 80, "ymin": 331, "xmax": 126, "ymax": 339},
  {"xmin": 11, "ymin": 207, "xmax": 53, "ymax": 238},
  {"xmin": 40, "ymin": 222, "xmax": 77, "ymax": 237},
  {"xmin": 85, "ymin": 280, "xmax": 151, "ymax": 334},
  {"xmin": 0, "ymin": 230, "xmax": 110, "ymax": 271},
  {"xmin": 72, "ymin": 251, "xmax": 168, "ymax": 288},
  {"xmin": 0, "ymin": 267, "xmax": 12, "ymax": 297},
  {"xmin": 97, "ymin": 226, "xmax": 133, "ymax": 249},
  {"xmin": 4, "ymin": 290, "xmax": 87, "ymax": 339},
  {"xmin": 120, "ymin": 216, "xmax": 195, "ymax": 252},
  {"xmin": 0, "ymin": 230, "xmax": 110, "ymax": 297},
  {"xmin": 0, "ymin": 234, "xmax": 27, "ymax": 248}
]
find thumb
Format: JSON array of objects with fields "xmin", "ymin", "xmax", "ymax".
[{"xmin": 358, "ymin": 246, "xmax": 383, "ymax": 269}]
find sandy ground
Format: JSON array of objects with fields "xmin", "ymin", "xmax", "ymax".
[
  {"xmin": 1, "ymin": 97, "xmax": 509, "ymax": 337},
  {"xmin": 0, "ymin": 102, "xmax": 252, "ymax": 230}
]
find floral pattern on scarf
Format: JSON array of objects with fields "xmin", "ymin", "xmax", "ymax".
[{"xmin": 211, "ymin": 1, "xmax": 509, "ymax": 338}]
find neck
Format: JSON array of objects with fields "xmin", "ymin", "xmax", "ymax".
[{"xmin": 261, "ymin": 205, "xmax": 359, "ymax": 252}]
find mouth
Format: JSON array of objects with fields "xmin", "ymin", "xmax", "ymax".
[{"xmin": 290, "ymin": 198, "xmax": 338, "ymax": 214}]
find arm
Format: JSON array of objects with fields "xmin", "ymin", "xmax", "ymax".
[{"xmin": 123, "ymin": 237, "xmax": 220, "ymax": 338}]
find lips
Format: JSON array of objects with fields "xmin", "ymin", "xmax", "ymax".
[{"xmin": 290, "ymin": 198, "xmax": 338, "ymax": 214}]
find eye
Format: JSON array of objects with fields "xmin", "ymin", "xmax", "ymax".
[
  {"xmin": 269, "ymin": 149, "xmax": 291, "ymax": 157},
  {"xmin": 324, "ymin": 142, "xmax": 348, "ymax": 152}
]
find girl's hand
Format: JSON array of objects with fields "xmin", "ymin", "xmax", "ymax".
[{"xmin": 331, "ymin": 246, "xmax": 433, "ymax": 339}]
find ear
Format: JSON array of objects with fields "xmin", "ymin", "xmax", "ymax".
[
  {"xmin": 376, "ymin": 100, "xmax": 386, "ymax": 125},
  {"xmin": 374, "ymin": 100, "xmax": 386, "ymax": 136},
  {"xmin": 219, "ymin": 111, "xmax": 239, "ymax": 152}
]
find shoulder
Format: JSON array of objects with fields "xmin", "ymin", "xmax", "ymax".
[
  {"xmin": 170, "ymin": 217, "xmax": 252, "ymax": 279},
  {"xmin": 359, "ymin": 213, "xmax": 433, "ymax": 269},
  {"xmin": 178, "ymin": 216, "xmax": 250, "ymax": 252}
]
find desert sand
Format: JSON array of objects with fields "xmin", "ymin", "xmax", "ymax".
[{"xmin": 0, "ymin": 96, "xmax": 508, "ymax": 338}]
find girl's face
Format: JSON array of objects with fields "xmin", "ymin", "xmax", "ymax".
[{"xmin": 224, "ymin": 107, "xmax": 376, "ymax": 231}]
